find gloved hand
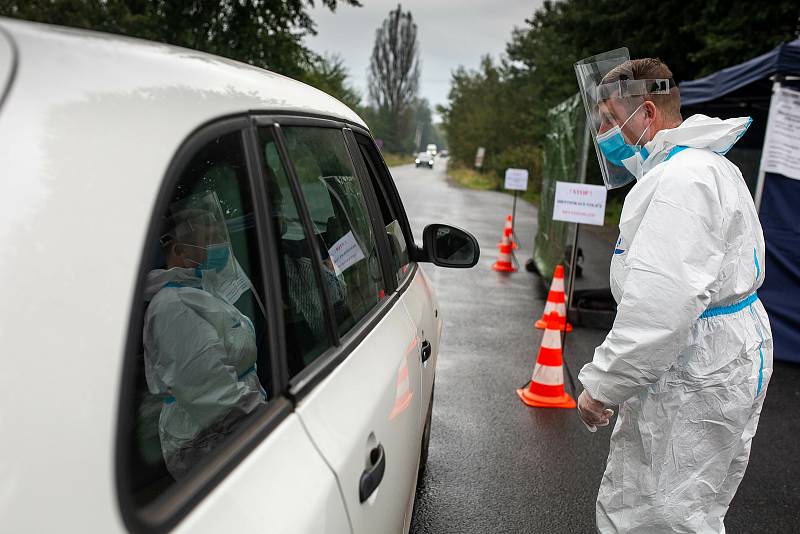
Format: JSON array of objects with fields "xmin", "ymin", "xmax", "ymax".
[{"xmin": 577, "ymin": 390, "xmax": 614, "ymax": 432}]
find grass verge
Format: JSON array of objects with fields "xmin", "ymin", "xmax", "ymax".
[
  {"xmin": 381, "ymin": 152, "xmax": 412, "ymax": 167},
  {"xmin": 448, "ymin": 165, "xmax": 496, "ymax": 191},
  {"xmin": 449, "ymin": 164, "xmax": 541, "ymax": 207}
]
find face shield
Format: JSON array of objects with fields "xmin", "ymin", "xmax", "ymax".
[
  {"xmin": 575, "ymin": 48, "xmax": 672, "ymax": 189},
  {"xmin": 162, "ymin": 192, "xmax": 232, "ymax": 273},
  {"xmin": 160, "ymin": 192, "xmax": 265, "ymax": 315}
]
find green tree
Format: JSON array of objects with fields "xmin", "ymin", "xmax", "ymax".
[
  {"xmin": 504, "ymin": 0, "xmax": 800, "ymax": 143},
  {"xmin": 0, "ymin": 0, "xmax": 361, "ymax": 78},
  {"xmin": 367, "ymin": 3, "xmax": 420, "ymax": 153},
  {"xmin": 299, "ymin": 53, "xmax": 362, "ymax": 110},
  {"xmin": 441, "ymin": 0, "xmax": 799, "ymax": 190},
  {"xmin": 438, "ymin": 57, "xmax": 536, "ymax": 186}
]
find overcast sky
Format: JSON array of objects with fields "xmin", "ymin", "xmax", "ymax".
[{"xmin": 307, "ymin": 0, "xmax": 544, "ymax": 119}]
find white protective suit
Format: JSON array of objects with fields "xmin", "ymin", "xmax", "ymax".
[
  {"xmin": 578, "ymin": 114, "xmax": 773, "ymax": 533},
  {"xmin": 143, "ymin": 267, "xmax": 267, "ymax": 478}
]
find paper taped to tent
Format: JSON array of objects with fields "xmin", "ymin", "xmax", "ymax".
[{"xmin": 531, "ymin": 39, "xmax": 800, "ymax": 362}]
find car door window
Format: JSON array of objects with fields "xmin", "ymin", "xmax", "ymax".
[
  {"xmin": 258, "ymin": 127, "xmax": 334, "ymax": 376},
  {"xmin": 124, "ymin": 130, "xmax": 271, "ymax": 505},
  {"xmin": 356, "ymin": 135, "xmax": 413, "ymax": 285},
  {"xmin": 280, "ymin": 126, "xmax": 387, "ymax": 338}
]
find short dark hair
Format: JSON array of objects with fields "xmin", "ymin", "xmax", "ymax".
[{"xmin": 602, "ymin": 58, "xmax": 682, "ymax": 122}]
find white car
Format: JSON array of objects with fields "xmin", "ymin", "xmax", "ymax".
[
  {"xmin": 415, "ymin": 152, "xmax": 434, "ymax": 169},
  {"xmin": 0, "ymin": 18, "xmax": 479, "ymax": 534}
]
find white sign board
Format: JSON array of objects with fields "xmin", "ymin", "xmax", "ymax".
[
  {"xmin": 474, "ymin": 146, "xmax": 486, "ymax": 169},
  {"xmin": 504, "ymin": 168, "xmax": 529, "ymax": 191},
  {"xmin": 553, "ymin": 181, "xmax": 607, "ymax": 226},
  {"xmin": 328, "ymin": 231, "xmax": 365, "ymax": 275},
  {"xmin": 761, "ymin": 86, "xmax": 800, "ymax": 180}
]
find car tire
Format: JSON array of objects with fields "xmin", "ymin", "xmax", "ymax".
[{"xmin": 417, "ymin": 384, "xmax": 434, "ymax": 483}]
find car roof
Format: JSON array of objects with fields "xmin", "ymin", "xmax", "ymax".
[
  {"xmin": 0, "ymin": 19, "xmax": 373, "ymax": 412},
  {"xmin": 0, "ymin": 17, "xmax": 367, "ymax": 127}
]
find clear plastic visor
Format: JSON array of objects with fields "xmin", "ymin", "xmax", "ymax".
[
  {"xmin": 161, "ymin": 192, "xmax": 231, "ymax": 249},
  {"xmin": 576, "ymin": 49, "xmax": 642, "ymax": 189}
]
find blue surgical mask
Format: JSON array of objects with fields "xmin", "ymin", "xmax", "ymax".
[
  {"xmin": 597, "ymin": 126, "xmax": 638, "ymax": 166},
  {"xmin": 200, "ymin": 243, "xmax": 230, "ymax": 272}
]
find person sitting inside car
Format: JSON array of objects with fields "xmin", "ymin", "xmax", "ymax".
[{"xmin": 142, "ymin": 193, "xmax": 267, "ymax": 479}]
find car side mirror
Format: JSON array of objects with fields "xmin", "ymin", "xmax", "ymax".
[{"xmin": 419, "ymin": 224, "xmax": 480, "ymax": 268}]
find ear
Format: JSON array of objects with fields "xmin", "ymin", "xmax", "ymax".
[{"xmin": 643, "ymin": 100, "xmax": 658, "ymax": 120}]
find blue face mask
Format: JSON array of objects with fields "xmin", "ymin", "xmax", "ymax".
[
  {"xmin": 597, "ymin": 126, "xmax": 649, "ymax": 166},
  {"xmin": 597, "ymin": 126, "xmax": 635, "ymax": 166},
  {"xmin": 200, "ymin": 243, "xmax": 230, "ymax": 272}
]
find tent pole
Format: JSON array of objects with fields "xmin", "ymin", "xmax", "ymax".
[{"xmin": 754, "ymin": 77, "xmax": 783, "ymax": 212}]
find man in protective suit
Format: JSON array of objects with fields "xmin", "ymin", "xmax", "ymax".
[{"xmin": 574, "ymin": 51, "xmax": 773, "ymax": 533}]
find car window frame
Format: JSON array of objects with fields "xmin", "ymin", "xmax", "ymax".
[
  {"xmin": 261, "ymin": 122, "xmax": 341, "ymax": 349},
  {"xmin": 251, "ymin": 114, "xmax": 404, "ymax": 401},
  {"xmin": 116, "ymin": 116, "xmax": 293, "ymax": 534},
  {"xmin": 352, "ymin": 129, "xmax": 418, "ymax": 287},
  {"xmin": 341, "ymin": 127, "xmax": 398, "ymax": 294}
]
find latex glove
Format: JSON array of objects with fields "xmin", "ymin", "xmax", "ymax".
[{"xmin": 577, "ymin": 390, "xmax": 615, "ymax": 432}]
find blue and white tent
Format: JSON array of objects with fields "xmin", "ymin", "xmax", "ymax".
[{"xmin": 680, "ymin": 39, "xmax": 800, "ymax": 363}]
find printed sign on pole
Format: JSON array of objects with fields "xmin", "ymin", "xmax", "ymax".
[
  {"xmin": 474, "ymin": 147, "xmax": 486, "ymax": 169},
  {"xmin": 553, "ymin": 181, "xmax": 607, "ymax": 226},
  {"xmin": 504, "ymin": 168, "xmax": 529, "ymax": 191},
  {"xmin": 761, "ymin": 86, "xmax": 800, "ymax": 180}
]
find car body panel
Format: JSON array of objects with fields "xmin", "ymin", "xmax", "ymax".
[
  {"xmin": 400, "ymin": 267, "xmax": 441, "ymax": 420},
  {"xmin": 295, "ymin": 297, "xmax": 423, "ymax": 534},
  {"xmin": 174, "ymin": 416, "xmax": 351, "ymax": 534}
]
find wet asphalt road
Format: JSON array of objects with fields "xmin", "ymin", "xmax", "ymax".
[{"xmin": 394, "ymin": 157, "xmax": 800, "ymax": 534}]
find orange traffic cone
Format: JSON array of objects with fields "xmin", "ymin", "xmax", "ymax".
[
  {"xmin": 535, "ymin": 265, "xmax": 572, "ymax": 332},
  {"xmin": 492, "ymin": 239, "xmax": 517, "ymax": 272},
  {"xmin": 497, "ymin": 215, "xmax": 518, "ymax": 250},
  {"xmin": 517, "ymin": 315, "xmax": 576, "ymax": 409}
]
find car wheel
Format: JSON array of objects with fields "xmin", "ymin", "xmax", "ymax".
[{"xmin": 417, "ymin": 385, "xmax": 434, "ymax": 483}]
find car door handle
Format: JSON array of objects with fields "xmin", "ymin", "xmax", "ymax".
[
  {"xmin": 421, "ymin": 339, "xmax": 432, "ymax": 363},
  {"xmin": 359, "ymin": 444, "xmax": 386, "ymax": 503}
]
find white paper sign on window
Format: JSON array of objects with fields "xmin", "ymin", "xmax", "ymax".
[
  {"xmin": 553, "ymin": 181, "xmax": 607, "ymax": 226},
  {"xmin": 761, "ymin": 86, "xmax": 800, "ymax": 181},
  {"xmin": 328, "ymin": 230, "xmax": 366, "ymax": 275}
]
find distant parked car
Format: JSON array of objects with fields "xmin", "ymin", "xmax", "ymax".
[
  {"xmin": 416, "ymin": 152, "xmax": 435, "ymax": 168},
  {"xmin": 438, "ymin": 149, "xmax": 449, "ymax": 158}
]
